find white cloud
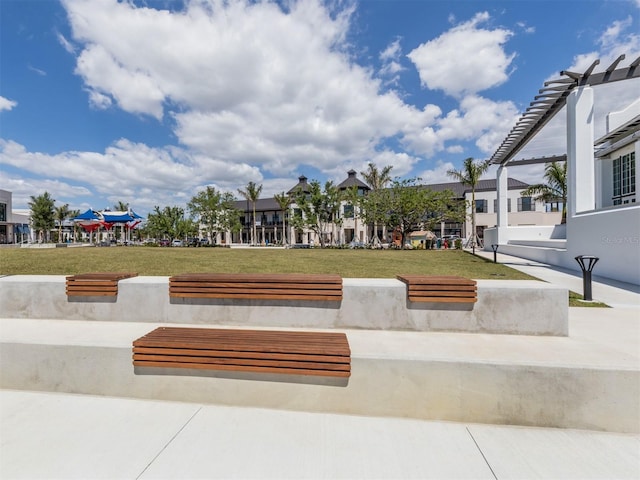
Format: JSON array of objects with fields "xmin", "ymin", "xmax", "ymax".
[
  {"xmin": 62, "ymin": 0, "xmax": 442, "ymax": 175},
  {"xmin": 0, "ymin": 171, "xmax": 92, "ymax": 212},
  {"xmin": 0, "ymin": 96, "xmax": 17, "ymax": 112},
  {"xmin": 28, "ymin": 65, "xmax": 47, "ymax": 76},
  {"xmin": 379, "ymin": 37, "xmax": 404, "ymax": 84},
  {"xmin": 515, "ymin": 17, "xmax": 640, "ymax": 162},
  {"xmin": 417, "ymin": 160, "xmax": 457, "ymax": 184},
  {"xmin": 56, "ymin": 31, "xmax": 76, "ymax": 54},
  {"xmin": 407, "ymin": 12, "xmax": 515, "ymax": 97},
  {"xmin": 0, "ymin": 138, "xmax": 277, "ymax": 213}
]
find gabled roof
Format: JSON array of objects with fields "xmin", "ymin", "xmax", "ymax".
[
  {"xmin": 337, "ymin": 169, "xmax": 370, "ymax": 191},
  {"xmin": 287, "ymin": 175, "xmax": 311, "ymax": 195}
]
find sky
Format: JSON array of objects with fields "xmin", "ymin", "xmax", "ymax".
[{"xmin": 1, "ymin": 0, "xmax": 639, "ymax": 217}]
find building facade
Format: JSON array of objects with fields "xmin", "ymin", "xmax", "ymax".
[{"xmin": 0, "ymin": 189, "xmax": 30, "ymax": 244}]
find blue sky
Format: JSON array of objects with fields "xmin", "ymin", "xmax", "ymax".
[{"xmin": 1, "ymin": 0, "xmax": 639, "ymax": 216}]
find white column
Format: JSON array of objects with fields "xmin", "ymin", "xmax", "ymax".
[
  {"xmin": 567, "ymin": 86, "xmax": 595, "ymax": 217},
  {"xmin": 496, "ymin": 164, "xmax": 509, "ymax": 244}
]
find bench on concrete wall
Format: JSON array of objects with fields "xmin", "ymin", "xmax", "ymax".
[
  {"xmin": 65, "ymin": 272, "xmax": 138, "ymax": 297},
  {"xmin": 397, "ymin": 275, "xmax": 477, "ymax": 303},
  {"xmin": 133, "ymin": 326, "xmax": 351, "ymax": 377},
  {"xmin": 169, "ymin": 273, "xmax": 343, "ymax": 302}
]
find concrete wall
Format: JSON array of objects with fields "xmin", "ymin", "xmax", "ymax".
[
  {"xmin": 485, "ymin": 204, "xmax": 639, "ymax": 285},
  {"xmin": 0, "ymin": 319, "xmax": 635, "ymax": 433},
  {"xmin": 0, "ymin": 275, "xmax": 568, "ymax": 336}
]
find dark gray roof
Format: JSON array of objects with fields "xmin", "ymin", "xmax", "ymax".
[
  {"xmin": 287, "ymin": 175, "xmax": 311, "ymax": 195},
  {"xmin": 421, "ymin": 178, "xmax": 529, "ymax": 198},
  {"xmin": 233, "ymin": 197, "xmax": 281, "ymax": 212},
  {"xmin": 337, "ymin": 169, "xmax": 370, "ymax": 191}
]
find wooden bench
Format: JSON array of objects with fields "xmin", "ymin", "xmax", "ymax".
[
  {"xmin": 169, "ymin": 273, "xmax": 342, "ymax": 302},
  {"xmin": 397, "ymin": 275, "xmax": 477, "ymax": 303},
  {"xmin": 133, "ymin": 327, "xmax": 351, "ymax": 378},
  {"xmin": 65, "ymin": 272, "xmax": 138, "ymax": 297}
]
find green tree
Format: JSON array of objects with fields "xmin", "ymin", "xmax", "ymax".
[
  {"xmin": 422, "ymin": 189, "xmax": 467, "ymax": 236},
  {"xmin": 112, "ymin": 201, "xmax": 130, "ymax": 242},
  {"xmin": 521, "ymin": 162, "xmax": 567, "ymax": 224},
  {"xmin": 273, "ymin": 192, "xmax": 291, "ymax": 245},
  {"xmin": 145, "ymin": 206, "xmax": 186, "ymax": 242},
  {"xmin": 341, "ymin": 185, "xmax": 362, "ymax": 245},
  {"xmin": 447, "ymin": 157, "xmax": 491, "ymax": 251},
  {"xmin": 54, "ymin": 203, "xmax": 71, "ymax": 243},
  {"xmin": 113, "ymin": 201, "xmax": 129, "ymax": 212},
  {"xmin": 188, "ymin": 187, "xmax": 240, "ymax": 243},
  {"xmin": 292, "ymin": 180, "xmax": 341, "ymax": 248},
  {"xmin": 28, "ymin": 192, "xmax": 56, "ymax": 243},
  {"xmin": 361, "ymin": 163, "xmax": 393, "ymax": 244},
  {"xmin": 237, "ymin": 181, "xmax": 263, "ymax": 245},
  {"xmin": 68, "ymin": 209, "xmax": 80, "ymax": 242},
  {"xmin": 384, "ymin": 178, "xmax": 432, "ymax": 249}
]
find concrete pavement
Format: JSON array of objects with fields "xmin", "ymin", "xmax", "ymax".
[
  {"xmin": 1, "ymin": 389, "xmax": 639, "ymax": 479},
  {"xmin": 1, "ymin": 255, "xmax": 639, "ymax": 479}
]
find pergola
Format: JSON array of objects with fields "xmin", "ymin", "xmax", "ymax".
[{"xmin": 489, "ymin": 54, "xmax": 640, "ymax": 243}]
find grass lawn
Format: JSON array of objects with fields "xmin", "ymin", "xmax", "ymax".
[
  {"xmin": 0, "ymin": 245, "xmax": 536, "ymax": 279},
  {"xmin": 0, "ymin": 246, "xmax": 606, "ymax": 307}
]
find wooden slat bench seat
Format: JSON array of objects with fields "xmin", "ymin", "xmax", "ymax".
[
  {"xmin": 169, "ymin": 273, "xmax": 342, "ymax": 302},
  {"xmin": 133, "ymin": 327, "xmax": 351, "ymax": 377},
  {"xmin": 66, "ymin": 272, "xmax": 138, "ymax": 297},
  {"xmin": 397, "ymin": 275, "xmax": 477, "ymax": 303}
]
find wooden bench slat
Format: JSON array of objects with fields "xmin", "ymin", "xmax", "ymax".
[
  {"xmin": 169, "ymin": 273, "xmax": 343, "ymax": 302},
  {"xmin": 133, "ymin": 354, "xmax": 349, "ymax": 371},
  {"xmin": 133, "ymin": 360, "xmax": 350, "ymax": 377},
  {"xmin": 133, "ymin": 347, "xmax": 349, "ymax": 363},
  {"xmin": 170, "ymin": 293, "xmax": 340, "ymax": 301},
  {"xmin": 408, "ymin": 285, "xmax": 476, "ymax": 292},
  {"xmin": 66, "ymin": 272, "xmax": 137, "ymax": 297},
  {"xmin": 133, "ymin": 327, "xmax": 351, "ymax": 378},
  {"xmin": 397, "ymin": 274, "xmax": 477, "ymax": 303},
  {"xmin": 170, "ymin": 281, "xmax": 342, "ymax": 290},
  {"xmin": 171, "ymin": 273, "xmax": 341, "ymax": 284},
  {"xmin": 172, "ymin": 284, "xmax": 342, "ymax": 295}
]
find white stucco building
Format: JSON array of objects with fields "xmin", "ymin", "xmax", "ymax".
[{"xmin": 485, "ymin": 58, "xmax": 639, "ymax": 285}]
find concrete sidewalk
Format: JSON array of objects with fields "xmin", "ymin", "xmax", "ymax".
[
  {"xmin": 1, "ymin": 256, "xmax": 639, "ymax": 479},
  {"xmin": 473, "ymin": 249, "xmax": 640, "ymax": 308},
  {"xmin": 1, "ymin": 389, "xmax": 639, "ymax": 479}
]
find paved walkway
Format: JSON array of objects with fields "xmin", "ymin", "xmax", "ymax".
[
  {"xmin": 473, "ymin": 249, "xmax": 640, "ymax": 308},
  {"xmin": 1, "ymin": 255, "xmax": 639, "ymax": 479},
  {"xmin": 1, "ymin": 389, "xmax": 639, "ymax": 480}
]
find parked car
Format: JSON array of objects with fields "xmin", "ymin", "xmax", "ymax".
[
  {"xmin": 171, "ymin": 239, "xmax": 184, "ymax": 247},
  {"xmin": 159, "ymin": 239, "xmax": 170, "ymax": 247}
]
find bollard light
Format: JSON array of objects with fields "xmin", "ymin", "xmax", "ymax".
[
  {"xmin": 575, "ymin": 255, "xmax": 599, "ymax": 301},
  {"xmin": 491, "ymin": 244, "xmax": 499, "ymax": 263}
]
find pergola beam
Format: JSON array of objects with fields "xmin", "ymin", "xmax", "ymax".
[{"xmin": 489, "ymin": 55, "xmax": 640, "ymax": 165}]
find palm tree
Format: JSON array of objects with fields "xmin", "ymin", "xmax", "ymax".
[
  {"xmin": 447, "ymin": 157, "xmax": 491, "ymax": 251},
  {"xmin": 273, "ymin": 192, "xmax": 291, "ymax": 245},
  {"xmin": 238, "ymin": 181, "xmax": 263, "ymax": 245},
  {"xmin": 360, "ymin": 163, "xmax": 393, "ymax": 244},
  {"xmin": 113, "ymin": 201, "xmax": 130, "ymax": 243},
  {"xmin": 113, "ymin": 201, "xmax": 129, "ymax": 212},
  {"xmin": 521, "ymin": 162, "xmax": 567, "ymax": 224},
  {"xmin": 54, "ymin": 203, "xmax": 71, "ymax": 243}
]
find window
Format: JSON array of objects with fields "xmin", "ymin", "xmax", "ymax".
[
  {"xmin": 545, "ymin": 201, "xmax": 563, "ymax": 213},
  {"xmin": 475, "ymin": 199, "xmax": 487, "ymax": 213},
  {"xmin": 492, "ymin": 198, "xmax": 511, "ymax": 213},
  {"xmin": 518, "ymin": 197, "xmax": 534, "ymax": 212},
  {"xmin": 0, "ymin": 203, "xmax": 5, "ymax": 222},
  {"xmin": 343, "ymin": 204, "xmax": 354, "ymax": 218},
  {"xmin": 613, "ymin": 152, "xmax": 636, "ymax": 203}
]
